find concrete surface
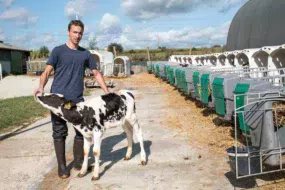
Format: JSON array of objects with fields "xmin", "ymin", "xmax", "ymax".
[
  {"xmin": 0, "ymin": 117, "xmax": 75, "ymax": 190},
  {"xmin": 0, "ymin": 75, "xmax": 52, "ymax": 99},
  {"xmin": 64, "ymin": 84, "xmax": 232, "ymax": 190}
]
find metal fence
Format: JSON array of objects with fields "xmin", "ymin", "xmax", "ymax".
[
  {"xmin": 232, "ymin": 90, "xmax": 285, "ymax": 179},
  {"xmin": 131, "ymin": 61, "xmax": 148, "ymax": 74},
  {"xmin": 26, "ymin": 60, "xmax": 47, "ymax": 72},
  {"xmin": 131, "ymin": 61, "xmax": 147, "ymax": 67}
]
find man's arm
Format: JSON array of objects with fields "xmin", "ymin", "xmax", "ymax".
[
  {"xmin": 34, "ymin": 65, "xmax": 54, "ymax": 96},
  {"xmin": 92, "ymin": 69, "xmax": 110, "ymax": 94}
]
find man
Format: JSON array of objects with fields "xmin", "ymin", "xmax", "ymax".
[{"xmin": 34, "ymin": 20, "xmax": 110, "ymax": 179}]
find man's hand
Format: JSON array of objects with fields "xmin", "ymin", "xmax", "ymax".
[
  {"xmin": 34, "ymin": 65, "xmax": 53, "ymax": 98},
  {"xmin": 34, "ymin": 87, "xmax": 44, "ymax": 97}
]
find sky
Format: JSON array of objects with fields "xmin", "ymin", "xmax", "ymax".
[{"xmin": 0, "ymin": 0, "xmax": 247, "ymax": 51}]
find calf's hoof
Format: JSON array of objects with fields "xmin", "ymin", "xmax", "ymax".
[
  {"xmin": 78, "ymin": 172, "xmax": 87, "ymax": 178},
  {"xmin": 124, "ymin": 156, "xmax": 130, "ymax": 160},
  {"xmin": 91, "ymin": 176, "xmax": 100, "ymax": 181},
  {"xmin": 141, "ymin": 160, "xmax": 147, "ymax": 166}
]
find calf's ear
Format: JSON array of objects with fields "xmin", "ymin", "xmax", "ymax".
[{"xmin": 63, "ymin": 101, "xmax": 77, "ymax": 110}]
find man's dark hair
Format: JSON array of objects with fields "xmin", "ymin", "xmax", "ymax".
[{"xmin": 68, "ymin": 20, "xmax": 84, "ymax": 31}]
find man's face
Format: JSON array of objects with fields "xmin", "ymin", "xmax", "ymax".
[{"xmin": 68, "ymin": 25, "xmax": 83, "ymax": 45}]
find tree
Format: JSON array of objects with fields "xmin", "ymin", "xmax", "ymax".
[
  {"xmin": 212, "ymin": 45, "xmax": 222, "ymax": 48},
  {"xmin": 88, "ymin": 37, "xmax": 98, "ymax": 50},
  {"xmin": 30, "ymin": 50, "xmax": 40, "ymax": 60},
  {"xmin": 158, "ymin": 46, "xmax": 167, "ymax": 51},
  {"xmin": 107, "ymin": 43, "xmax": 123, "ymax": 53},
  {"xmin": 39, "ymin": 46, "xmax": 49, "ymax": 58}
]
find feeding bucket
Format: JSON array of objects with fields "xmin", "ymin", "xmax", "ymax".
[{"xmin": 227, "ymin": 146, "xmax": 261, "ymax": 177}]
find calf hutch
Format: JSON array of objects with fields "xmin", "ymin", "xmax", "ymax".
[
  {"xmin": 0, "ymin": 41, "xmax": 30, "ymax": 75},
  {"xmin": 89, "ymin": 50, "xmax": 114, "ymax": 76},
  {"xmin": 113, "ymin": 56, "xmax": 131, "ymax": 77}
]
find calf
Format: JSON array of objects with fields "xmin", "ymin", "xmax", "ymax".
[{"xmin": 36, "ymin": 90, "xmax": 146, "ymax": 181}]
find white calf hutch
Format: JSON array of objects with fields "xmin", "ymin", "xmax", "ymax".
[
  {"xmin": 113, "ymin": 56, "xmax": 131, "ymax": 77},
  {"xmin": 89, "ymin": 50, "xmax": 114, "ymax": 76}
]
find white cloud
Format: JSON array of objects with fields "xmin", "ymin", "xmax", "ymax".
[
  {"xmin": 99, "ymin": 13, "xmax": 122, "ymax": 34},
  {"xmin": 121, "ymin": 0, "xmax": 244, "ymax": 21},
  {"xmin": 94, "ymin": 13, "xmax": 123, "ymax": 48},
  {"xmin": 123, "ymin": 25, "xmax": 132, "ymax": 33},
  {"xmin": 1, "ymin": 0, "xmax": 15, "ymax": 8},
  {"xmin": 7, "ymin": 33, "xmax": 60, "ymax": 50},
  {"xmin": 65, "ymin": 0, "xmax": 96, "ymax": 20},
  {"xmin": 79, "ymin": 13, "xmax": 230, "ymax": 50},
  {"xmin": 117, "ymin": 21, "xmax": 231, "ymax": 49},
  {"xmin": 0, "ymin": 7, "xmax": 38, "ymax": 26}
]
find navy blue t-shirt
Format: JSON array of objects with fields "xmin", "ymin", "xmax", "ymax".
[{"xmin": 47, "ymin": 44, "xmax": 97, "ymax": 103}]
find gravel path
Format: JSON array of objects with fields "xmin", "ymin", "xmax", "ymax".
[{"xmin": 0, "ymin": 76, "xmax": 52, "ymax": 99}]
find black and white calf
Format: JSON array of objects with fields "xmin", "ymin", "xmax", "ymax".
[{"xmin": 36, "ymin": 90, "xmax": 146, "ymax": 181}]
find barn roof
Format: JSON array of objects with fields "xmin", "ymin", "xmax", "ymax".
[{"xmin": 0, "ymin": 41, "xmax": 30, "ymax": 52}]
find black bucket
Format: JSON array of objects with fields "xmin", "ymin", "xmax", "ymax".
[{"xmin": 226, "ymin": 146, "xmax": 261, "ymax": 176}]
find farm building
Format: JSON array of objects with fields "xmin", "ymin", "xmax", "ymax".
[
  {"xmin": 0, "ymin": 40, "xmax": 30, "ymax": 74},
  {"xmin": 113, "ymin": 56, "xmax": 131, "ymax": 76},
  {"xmin": 89, "ymin": 50, "xmax": 114, "ymax": 76}
]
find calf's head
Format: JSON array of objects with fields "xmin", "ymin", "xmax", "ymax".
[
  {"xmin": 36, "ymin": 93, "xmax": 76, "ymax": 115},
  {"xmin": 36, "ymin": 93, "xmax": 96, "ymax": 127}
]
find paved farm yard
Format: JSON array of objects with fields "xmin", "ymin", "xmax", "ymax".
[{"xmin": 1, "ymin": 73, "xmax": 285, "ymax": 189}]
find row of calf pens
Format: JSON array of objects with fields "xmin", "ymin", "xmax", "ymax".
[{"xmin": 148, "ymin": 44, "xmax": 285, "ymax": 179}]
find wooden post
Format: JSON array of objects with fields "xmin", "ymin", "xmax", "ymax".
[
  {"xmin": 147, "ymin": 46, "xmax": 151, "ymax": 61},
  {"xmin": 113, "ymin": 46, "xmax": 117, "ymax": 58},
  {"xmin": 189, "ymin": 44, "xmax": 193, "ymax": 55}
]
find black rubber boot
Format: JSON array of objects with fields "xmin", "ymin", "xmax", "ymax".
[
  {"xmin": 73, "ymin": 138, "xmax": 84, "ymax": 170},
  {"xmin": 54, "ymin": 140, "xmax": 70, "ymax": 179}
]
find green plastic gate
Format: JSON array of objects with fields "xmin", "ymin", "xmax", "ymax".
[
  {"xmin": 234, "ymin": 83, "xmax": 250, "ymax": 132},
  {"xmin": 201, "ymin": 74, "xmax": 211, "ymax": 104},
  {"xmin": 193, "ymin": 72, "xmax": 201, "ymax": 98},
  {"xmin": 212, "ymin": 78, "xmax": 226, "ymax": 116}
]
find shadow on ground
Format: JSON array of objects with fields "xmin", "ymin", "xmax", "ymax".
[
  {"xmin": 0, "ymin": 121, "xmax": 51, "ymax": 141},
  {"xmin": 81, "ymin": 132, "xmax": 152, "ymax": 178},
  {"xmin": 225, "ymin": 170, "xmax": 285, "ymax": 188}
]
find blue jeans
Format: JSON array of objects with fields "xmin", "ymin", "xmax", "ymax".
[{"xmin": 51, "ymin": 112, "xmax": 83, "ymax": 140}]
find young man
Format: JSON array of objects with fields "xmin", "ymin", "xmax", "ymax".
[{"xmin": 34, "ymin": 20, "xmax": 110, "ymax": 179}]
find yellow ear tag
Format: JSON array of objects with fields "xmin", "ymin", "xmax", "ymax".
[{"xmin": 64, "ymin": 102, "xmax": 72, "ymax": 109}]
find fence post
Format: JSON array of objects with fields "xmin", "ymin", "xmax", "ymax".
[
  {"xmin": 113, "ymin": 46, "xmax": 117, "ymax": 58},
  {"xmin": 147, "ymin": 46, "xmax": 151, "ymax": 61},
  {"xmin": 0, "ymin": 63, "xmax": 2, "ymax": 80}
]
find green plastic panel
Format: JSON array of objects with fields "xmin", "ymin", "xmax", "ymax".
[
  {"xmin": 193, "ymin": 72, "xmax": 200, "ymax": 98},
  {"xmin": 212, "ymin": 77, "xmax": 225, "ymax": 116},
  {"xmin": 155, "ymin": 64, "xmax": 160, "ymax": 77},
  {"xmin": 234, "ymin": 83, "xmax": 251, "ymax": 132},
  {"xmin": 201, "ymin": 74, "xmax": 210, "ymax": 104},
  {"xmin": 169, "ymin": 68, "xmax": 175, "ymax": 85}
]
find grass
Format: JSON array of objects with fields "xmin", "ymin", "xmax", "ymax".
[
  {"xmin": 0, "ymin": 96, "xmax": 48, "ymax": 131},
  {"xmin": 83, "ymin": 88, "xmax": 92, "ymax": 96},
  {"xmin": 0, "ymin": 87, "xmax": 94, "ymax": 132}
]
